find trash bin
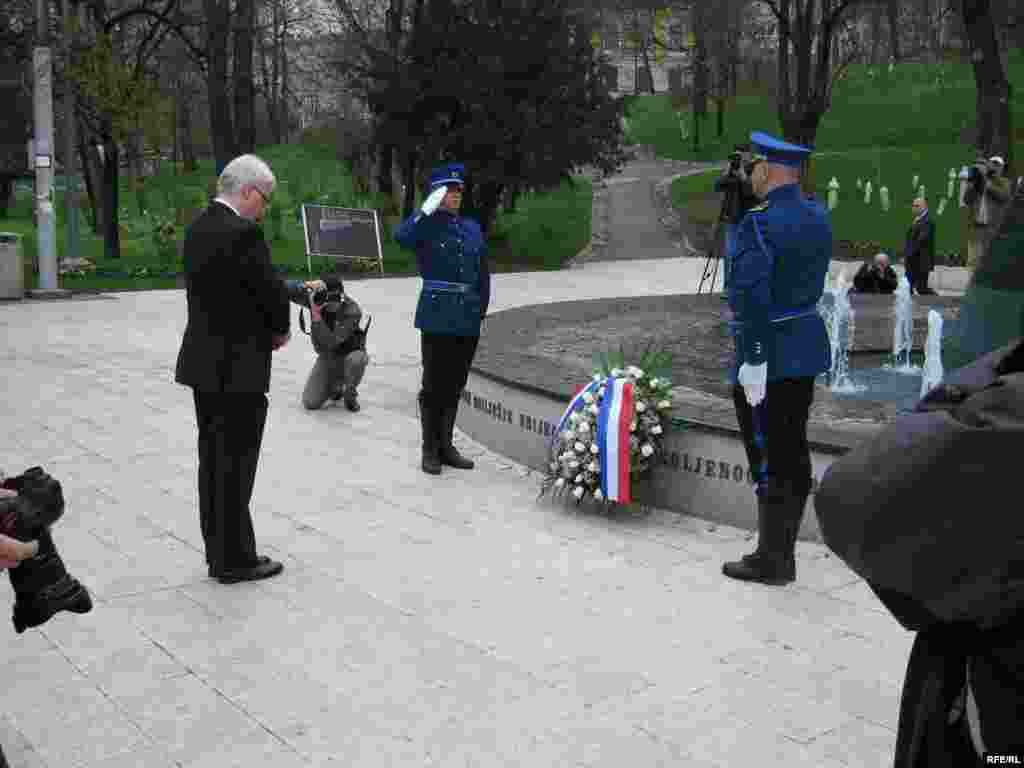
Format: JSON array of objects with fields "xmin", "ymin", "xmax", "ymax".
[{"xmin": 0, "ymin": 232, "xmax": 24, "ymax": 300}]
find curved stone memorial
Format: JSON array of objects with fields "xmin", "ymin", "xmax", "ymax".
[{"xmin": 457, "ymin": 292, "xmax": 960, "ymax": 542}]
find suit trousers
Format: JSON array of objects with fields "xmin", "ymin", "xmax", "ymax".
[
  {"xmin": 732, "ymin": 377, "xmax": 815, "ymax": 502},
  {"xmin": 192, "ymin": 390, "xmax": 268, "ymax": 571},
  {"xmin": 421, "ymin": 333, "xmax": 479, "ymax": 408}
]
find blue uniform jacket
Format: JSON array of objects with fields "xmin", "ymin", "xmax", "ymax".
[
  {"xmin": 394, "ymin": 209, "xmax": 491, "ymax": 337},
  {"xmin": 728, "ymin": 183, "xmax": 832, "ymax": 383}
]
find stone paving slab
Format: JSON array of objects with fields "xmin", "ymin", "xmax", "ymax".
[{"xmin": 0, "ymin": 257, "xmax": 914, "ymax": 767}]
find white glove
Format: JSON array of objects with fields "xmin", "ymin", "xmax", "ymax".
[
  {"xmin": 420, "ymin": 186, "xmax": 448, "ymax": 216},
  {"xmin": 738, "ymin": 362, "xmax": 768, "ymax": 407}
]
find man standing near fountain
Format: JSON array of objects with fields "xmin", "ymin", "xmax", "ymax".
[
  {"xmin": 903, "ymin": 197, "xmax": 936, "ymax": 295},
  {"xmin": 721, "ymin": 132, "xmax": 832, "ymax": 586}
]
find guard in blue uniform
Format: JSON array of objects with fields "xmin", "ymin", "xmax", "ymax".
[
  {"xmin": 722, "ymin": 132, "xmax": 832, "ymax": 585},
  {"xmin": 394, "ymin": 163, "xmax": 491, "ymax": 475}
]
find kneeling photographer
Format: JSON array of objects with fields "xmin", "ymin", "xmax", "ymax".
[
  {"xmin": 285, "ymin": 274, "xmax": 370, "ymax": 412},
  {"xmin": 715, "ymin": 145, "xmax": 762, "ymax": 290}
]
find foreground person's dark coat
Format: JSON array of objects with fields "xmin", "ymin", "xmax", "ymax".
[{"xmin": 815, "ymin": 338, "xmax": 1024, "ymax": 766}]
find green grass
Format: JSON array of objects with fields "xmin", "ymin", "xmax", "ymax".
[
  {"xmin": 627, "ymin": 49, "xmax": 1024, "ymax": 161},
  {"xmin": 2, "ymin": 142, "xmax": 592, "ymax": 290},
  {"xmin": 651, "ymin": 48, "xmax": 1024, "ymax": 262}
]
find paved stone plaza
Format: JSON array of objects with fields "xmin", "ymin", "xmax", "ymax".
[{"xmin": 0, "ymin": 165, "xmax": 915, "ymax": 767}]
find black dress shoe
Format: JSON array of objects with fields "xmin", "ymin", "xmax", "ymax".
[
  {"xmin": 209, "ymin": 555, "xmax": 273, "ymax": 579},
  {"xmin": 217, "ymin": 557, "xmax": 283, "ymax": 584},
  {"xmin": 344, "ymin": 395, "xmax": 360, "ymax": 412}
]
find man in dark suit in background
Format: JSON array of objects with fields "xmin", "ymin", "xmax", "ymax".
[
  {"xmin": 175, "ymin": 154, "xmax": 291, "ymax": 584},
  {"xmin": 904, "ymin": 197, "xmax": 936, "ymax": 295}
]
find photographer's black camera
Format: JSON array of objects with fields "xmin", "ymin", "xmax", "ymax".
[
  {"xmin": 312, "ymin": 288, "xmax": 343, "ymax": 306},
  {"xmin": 728, "ymin": 151, "xmax": 742, "ymax": 173}
]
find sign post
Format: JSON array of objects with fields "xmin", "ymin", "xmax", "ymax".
[{"xmin": 300, "ymin": 205, "xmax": 384, "ymax": 275}]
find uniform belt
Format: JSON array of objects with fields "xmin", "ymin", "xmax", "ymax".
[{"xmin": 422, "ymin": 279, "xmax": 472, "ymax": 293}]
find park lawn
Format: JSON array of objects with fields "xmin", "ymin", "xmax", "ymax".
[
  {"xmin": 670, "ymin": 142, "xmax": 1024, "ymax": 262},
  {"xmin": 4, "ymin": 142, "xmax": 592, "ymax": 290},
  {"xmin": 628, "ymin": 48, "xmax": 1024, "ymax": 162}
]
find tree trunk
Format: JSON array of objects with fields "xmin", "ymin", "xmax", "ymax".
[
  {"xmin": 887, "ymin": 0, "xmax": 902, "ymax": 62},
  {"xmin": 100, "ymin": 138, "xmax": 121, "ymax": 259},
  {"xmin": 961, "ymin": 0, "xmax": 1013, "ymax": 172},
  {"xmin": 79, "ymin": 138, "xmax": 104, "ymax": 236},
  {"xmin": 234, "ymin": 0, "xmax": 256, "ymax": 154},
  {"xmin": 205, "ymin": 0, "xmax": 237, "ymax": 171},
  {"xmin": 0, "ymin": 177, "xmax": 13, "ymax": 218},
  {"xmin": 870, "ymin": 2, "xmax": 883, "ymax": 65},
  {"xmin": 401, "ymin": 150, "xmax": 418, "ymax": 219}
]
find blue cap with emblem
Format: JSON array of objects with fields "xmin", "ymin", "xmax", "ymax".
[
  {"xmin": 428, "ymin": 162, "xmax": 465, "ymax": 190},
  {"xmin": 750, "ymin": 131, "xmax": 811, "ymax": 169}
]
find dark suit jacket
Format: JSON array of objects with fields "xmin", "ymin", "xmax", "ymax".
[
  {"xmin": 175, "ymin": 201, "xmax": 290, "ymax": 393},
  {"xmin": 904, "ymin": 215, "xmax": 936, "ymax": 275}
]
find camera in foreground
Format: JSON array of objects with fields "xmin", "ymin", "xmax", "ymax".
[{"xmin": 1, "ymin": 467, "xmax": 92, "ymax": 633}]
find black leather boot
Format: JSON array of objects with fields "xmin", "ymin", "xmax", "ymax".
[
  {"xmin": 722, "ymin": 496, "xmax": 796, "ymax": 585},
  {"xmin": 440, "ymin": 401, "xmax": 474, "ymax": 470},
  {"xmin": 9, "ymin": 528, "xmax": 93, "ymax": 633},
  {"xmin": 419, "ymin": 392, "xmax": 442, "ymax": 475}
]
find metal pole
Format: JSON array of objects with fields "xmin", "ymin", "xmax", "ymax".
[{"xmin": 32, "ymin": 0, "xmax": 63, "ymax": 294}]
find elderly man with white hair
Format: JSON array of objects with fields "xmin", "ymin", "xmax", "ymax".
[{"xmin": 175, "ymin": 154, "xmax": 291, "ymax": 584}]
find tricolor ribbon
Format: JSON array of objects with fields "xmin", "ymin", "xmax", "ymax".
[
  {"xmin": 549, "ymin": 379, "xmax": 601, "ymax": 451},
  {"xmin": 596, "ymin": 376, "xmax": 635, "ymax": 504}
]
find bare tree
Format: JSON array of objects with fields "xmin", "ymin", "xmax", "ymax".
[
  {"xmin": 760, "ymin": 0, "xmax": 866, "ymax": 146},
  {"xmin": 960, "ymin": 0, "xmax": 1013, "ymax": 171}
]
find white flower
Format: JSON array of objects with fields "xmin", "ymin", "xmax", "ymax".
[
  {"xmin": 651, "ymin": 424, "xmax": 663, "ymax": 435},
  {"xmin": 649, "ymin": 377, "xmax": 659, "ymax": 387},
  {"xmin": 658, "ymin": 400, "xmax": 671, "ymax": 410},
  {"xmin": 641, "ymin": 444, "xmax": 654, "ymax": 457},
  {"xmin": 598, "ymin": 386, "xmax": 606, "ymax": 398},
  {"xmin": 636, "ymin": 401, "xmax": 647, "ymax": 413},
  {"xmin": 589, "ymin": 404, "xmax": 599, "ymax": 415},
  {"xmin": 583, "ymin": 392, "xmax": 594, "ymax": 404},
  {"xmin": 549, "ymin": 461, "xmax": 558, "ymax": 471},
  {"xmin": 589, "ymin": 444, "xmax": 599, "ymax": 454},
  {"xmin": 610, "ymin": 368, "xmax": 623, "ymax": 377},
  {"xmin": 588, "ymin": 461, "xmax": 599, "ymax": 473},
  {"xmin": 574, "ymin": 441, "xmax": 585, "ymax": 452},
  {"xmin": 577, "ymin": 421, "xmax": 590, "ymax": 433},
  {"xmin": 630, "ymin": 420, "xmax": 637, "ymax": 432},
  {"xmin": 593, "ymin": 489, "xmax": 604, "ymax": 501},
  {"xmin": 592, "ymin": 374, "xmax": 602, "ymax": 382},
  {"xmin": 628, "ymin": 366, "xmax": 644, "ymax": 379},
  {"xmin": 562, "ymin": 430, "xmax": 573, "ymax": 441},
  {"xmin": 573, "ymin": 486, "xmax": 585, "ymax": 499},
  {"xmin": 575, "ymin": 474, "xmax": 584, "ymax": 484},
  {"xmin": 569, "ymin": 460, "xmax": 580, "ymax": 470},
  {"xmin": 569, "ymin": 412, "xmax": 579, "ymax": 422},
  {"xmin": 554, "ymin": 478, "xmax": 565, "ymax": 488}
]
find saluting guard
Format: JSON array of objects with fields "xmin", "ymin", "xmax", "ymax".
[
  {"xmin": 722, "ymin": 131, "xmax": 833, "ymax": 586},
  {"xmin": 394, "ymin": 163, "xmax": 491, "ymax": 475}
]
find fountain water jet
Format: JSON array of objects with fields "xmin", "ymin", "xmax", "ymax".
[
  {"xmin": 824, "ymin": 269, "xmax": 866, "ymax": 393},
  {"xmin": 889, "ymin": 275, "xmax": 920, "ymax": 373},
  {"xmin": 920, "ymin": 310, "xmax": 945, "ymax": 398}
]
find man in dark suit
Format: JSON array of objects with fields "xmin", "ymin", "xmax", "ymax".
[
  {"xmin": 175, "ymin": 154, "xmax": 290, "ymax": 584},
  {"xmin": 904, "ymin": 197, "xmax": 936, "ymax": 295}
]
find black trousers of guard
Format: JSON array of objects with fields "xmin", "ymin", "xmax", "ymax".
[
  {"xmin": 910, "ymin": 268, "xmax": 934, "ymax": 295},
  {"xmin": 192, "ymin": 390, "xmax": 267, "ymax": 572},
  {"xmin": 732, "ymin": 377, "xmax": 815, "ymax": 502},
  {"xmin": 421, "ymin": 333, "xmax": 480, "ymax": 408}
]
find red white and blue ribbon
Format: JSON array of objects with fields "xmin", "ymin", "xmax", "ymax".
[
  {"xmin": 596, "ymin": 376, "xmax": 635, "ymax": 503},
  {"xmin": 549, "ymin": 379, "xmax": 601, "ymax": 450}
]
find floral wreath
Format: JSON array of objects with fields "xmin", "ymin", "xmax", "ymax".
[{"xmin": 539, "ymin": 346, "xmax": 675, "ymax": 508}]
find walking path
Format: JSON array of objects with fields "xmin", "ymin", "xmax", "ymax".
[{"xmin": 0, "ymin": 160, "xmax": 911, "ymax": 767}]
